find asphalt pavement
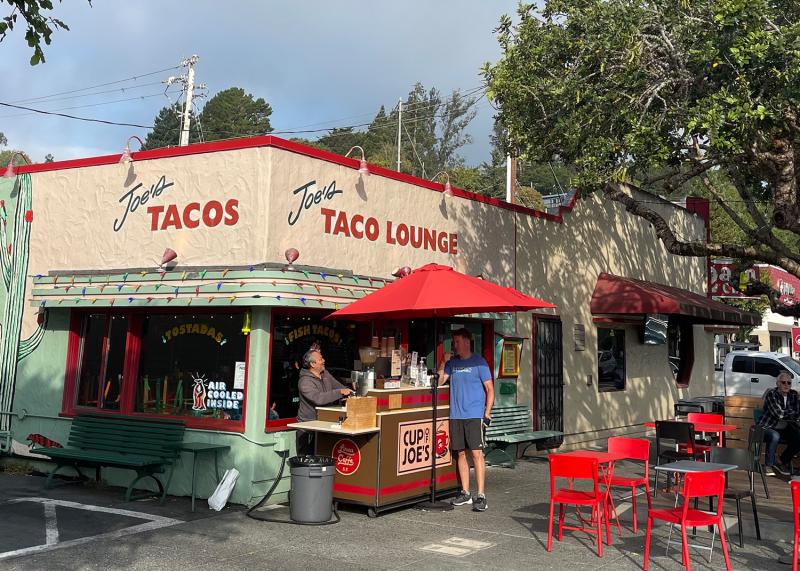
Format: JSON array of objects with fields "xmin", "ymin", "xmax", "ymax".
[{"xmin": 0, "ymin": 456, "xmax": 793, "ymax": 570}]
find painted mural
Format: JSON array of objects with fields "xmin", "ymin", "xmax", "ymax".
[{"xmin": 0, "ymin": 174, "xmax": 46, "ymax": 435}]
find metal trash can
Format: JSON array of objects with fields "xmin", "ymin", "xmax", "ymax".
[{"xmin": 289, "ymin": 455, "xmax": 335, "ymax": 523}]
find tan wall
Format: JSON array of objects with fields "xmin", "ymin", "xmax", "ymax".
[{"xmin": 24, "ymin": 143, "xmax": 714, "ymax": 438}]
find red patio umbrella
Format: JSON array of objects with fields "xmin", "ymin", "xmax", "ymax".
[
  {"xmin": 327, "ymin": 263, "xmax": 555, "ymax": 321},
  {"xmin": 326, "ymin": 263, "xmax": 556, "ymax": 511}
]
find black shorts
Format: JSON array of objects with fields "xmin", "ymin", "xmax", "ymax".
[{"xmin": 450, "ymin": 418, "xmax": 485, "ymax": 451}]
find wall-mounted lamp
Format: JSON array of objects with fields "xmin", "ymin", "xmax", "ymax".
[
  {"xmin": 392, "ymin": 266, "xmax": 411, "ymax": 278},
  {"xmin": 160, "ymin": 248, "xmax": 178, "ymax": 267},
  {"xmin": 119, "ymin": 135, "xmax": 144, "ymax": 164},
  {"xmin": 3, "ymin": 152, "xmax": 30, "ymax": 178},
  {"xmin": 431, "ymin": 171, "xmax": 452, "ymax": 196},
  {"xmin": 345, "ymin": 146, "xmax": 370, "ymax": 176}
]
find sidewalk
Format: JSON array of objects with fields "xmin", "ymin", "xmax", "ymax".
[{"xmin": 0, "ymin": 457, "xmax": 794, "ymax": 570}]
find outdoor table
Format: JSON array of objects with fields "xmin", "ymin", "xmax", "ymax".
[
  {"xmin": 171, "ymin": 442, "xmax": 230, "ymax": 512},
  {"xmin": 555, "ymin": 450, "xmax": 627, "ymax": 544}
]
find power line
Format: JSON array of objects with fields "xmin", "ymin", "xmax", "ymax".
[
  {"xmin": 10, "ymin": 65, "xmax": 182, "ymax": 105},
  {"xmin": 0, "ymin": 89, "xmax": 182, "ymax": 119},
  {"xmin": 5, "ymin": 81, "xmax": 169, "ymax": 107}
]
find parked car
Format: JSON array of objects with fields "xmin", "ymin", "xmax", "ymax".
[{"xmin": 713, "ymin": 350, "xmax": 800, "ymax": 397}]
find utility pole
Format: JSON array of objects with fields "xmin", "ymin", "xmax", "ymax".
[
  {"xmin": 506, "ymin": 154, "xmax": 513, "ymax": 203},
  {"xmin": 165, "ymin": 55, "xmax": 205, "ymax": 147},
  {"xmin": 396, "ymin": 98, "xmax": 402, "ymax": 172}
]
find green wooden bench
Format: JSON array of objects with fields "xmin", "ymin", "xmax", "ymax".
[
  {"xmin": 33, "ymin": 413, "xmax": 185, "ymax": 503},
  {"xmin": 484, "ymin": 405, "xmax": 563, "ymax": 467}
]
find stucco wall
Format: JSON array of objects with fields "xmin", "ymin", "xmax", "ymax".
[{"xmin": 2, "ymin": 140, "xmax": 716, "ymax": 498}]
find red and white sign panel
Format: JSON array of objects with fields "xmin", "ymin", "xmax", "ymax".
[
  {"xmin": 710, "ymin": 260, "xmax": 800, "ymax": 306},
  {"xmin": 792, "ymin": 327, "xmax": 800, "ymax": 354},
  {"xmin": 397, "ymin": 418, "xmax": 451, "ymax": 476},
  {"xmin": 332, "ymin": 438, "xmax": 361, "ymax": 476}
]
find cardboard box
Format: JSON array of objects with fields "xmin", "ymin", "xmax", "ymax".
[{"xmin": 342, "ymin": 396, "xmax": 377, "ymax": 429}]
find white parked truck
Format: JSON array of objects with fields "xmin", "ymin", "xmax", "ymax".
[{"xmin": 714, "ymin": 350, "xmax": 800, "ymax": 397}]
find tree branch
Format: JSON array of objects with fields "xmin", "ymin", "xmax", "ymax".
[{"xmin": 603, "ymin": 182, "xmax": 800, "ymax": 278}]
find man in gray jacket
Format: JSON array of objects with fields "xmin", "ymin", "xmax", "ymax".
[{"xmin": 296, "ymin": 349, "xmax": 352, "ymax": 455}]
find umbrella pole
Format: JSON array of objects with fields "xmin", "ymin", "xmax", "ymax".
[{"xmin": 415, "ymin": 316, "xmax": 453, "ymax": 512}]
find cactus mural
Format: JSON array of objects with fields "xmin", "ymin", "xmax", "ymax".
[{"xmin": 0, "ymin": 173, "xmax": 46, "ymax": 433}]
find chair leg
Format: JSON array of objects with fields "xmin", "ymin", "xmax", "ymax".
[
  {"xmin": 759, "ymin": 464, "xmax": 770, "ymax": 499},
  {"xmin": 681, "ymin": 525, "xmax": 692, "ymax": 571},
  {"xmin": 547, "ymin": 500, "xmax": 554, "ymax": 552},
  {"xmin": 735, "ymin": 497, "xmax": 743, "ymax": 548},
  {"xmin": 631, "ymin": 484, "xmax": 638, "ymax": 533},
  {"xmin": 558, "ymin": 503, "xmax": 565, "ymax": 541},
  {"xmin": 596, "ymin": 504, "xmax": 603, "ymax": 558},
  {"xmin": 750, "ymin": 494, "xmax": 761, "ymax": 541},
  {"xmin": 793, "ymin": 532, "xmax": 799, "ymax": 571},
  {"xmin": 644, "ymin": 517, "xmax": 652, "ymax": 571},
  {"xmin": 719, "ymin": 522, "xmax": 732, "ymax": 571}
]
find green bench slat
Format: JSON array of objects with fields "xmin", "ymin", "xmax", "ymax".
[
  {"xmin": 491, "ymin": 431, "xmax": 563, "ymax": 444},
  {"xmin": 34, "ymin": 447, "xmax": 167, "ymax": 467}
]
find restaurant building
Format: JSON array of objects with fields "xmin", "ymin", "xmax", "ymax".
[{"xmin": 0, "ymin": 136, "xmax": 757, "ymax": 505}]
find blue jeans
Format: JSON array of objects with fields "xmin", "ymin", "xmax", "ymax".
[
  {"xmin": 764, "ymin": 424, "xmax": 800, "ymax": 466},
  {"xmin": 764, "ymin": 427, "xmax": 781, "ymax": 466}
]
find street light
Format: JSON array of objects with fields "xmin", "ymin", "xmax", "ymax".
[
  {"xmin": 345, "ymin": 146, "xmax": 370, "ymax": 176},
  {"xmin": 3, "ymin": 152, "xmax": 29, "ymax": 178},
  {"xmin": 119, "ymin": 135, "xmax": 144, "ymax": 164},
  {"xmin": 431, "ymin": 171, "xmax": 452, "ymax": 196}
]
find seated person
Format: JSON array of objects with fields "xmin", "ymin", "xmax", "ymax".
[{"xmin": 758, "ymin": 371, "xmax": 800, "ymax": 475}]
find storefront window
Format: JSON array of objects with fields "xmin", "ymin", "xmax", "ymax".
[
  {"xmin": 267, "ymin": 314, "xmax": 359, "ymax": 425},
  {"xmin": 74, "ymin": 314, "xmax": 127, "ymax": 410},
  {"xmin": 597, "ymin": 328, "xmax": 625, "ymax": 392},
  {"xmin": 66, "ymin": 309, "xmax": 249, "ymax": 430},
  {"xmin": 135, "ymin": 313, "xmax": 248, "ymax": 422}
]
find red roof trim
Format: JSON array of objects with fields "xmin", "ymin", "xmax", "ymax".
[{"xmin": 12, "ymin": 135, "xmax": 569, "ymax": 222}]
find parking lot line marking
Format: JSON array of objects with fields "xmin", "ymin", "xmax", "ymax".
[
  {"xmin": 43, "ymin": 502, "xmax": 59, "ymax": 546},
  {"xmin": 443, "ymin": 537, "xmax": 494, "ymax": 549},
  {"xmin": 0, "ymin": 498, "xmax": 182, "ymax": 562},
  {"xmin": 419, "ymin": 544, "xmax": 472, "ymax": 556}
]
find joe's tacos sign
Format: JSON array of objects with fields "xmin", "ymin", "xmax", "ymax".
[{"xmin": 114, "ymin": 175, "xmax": 239, "ymax": 232}]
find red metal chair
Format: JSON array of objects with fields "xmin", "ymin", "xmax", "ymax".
[
  {"xmin": 644, "ymin": 470, "xmax": 731, "ymax": 571},
  {"xmin": 687, "ymin": 412, "xmax": 724, "ymax": 449},
  {"xmin": 791, "ymin": 480, "xmax": 800, "ymax": 571},
  {"xmin": 548, "ymin": 455, "xmax": 606, "ymax": 557},
  {"xmin": 606, "ymin": 436, "xmax": 651, "ymax": 533}
]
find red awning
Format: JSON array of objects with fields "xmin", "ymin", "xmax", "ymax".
[{"xmin": 590, "ymin": 272, "xmax": 761, "ymax": 326}]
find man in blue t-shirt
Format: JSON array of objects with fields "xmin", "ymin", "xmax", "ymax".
[{"xmin": 439, "ymin": 328, "xmax": 494, "ymax": 512}]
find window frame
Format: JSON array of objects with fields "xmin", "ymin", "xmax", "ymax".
[
  {"xmin": 61, "ymin": 308, "xmax": 250, "ymax": 432},
  {"xmin": 597, "ymin": 327, "xmax": 626, "ymax": 393}
]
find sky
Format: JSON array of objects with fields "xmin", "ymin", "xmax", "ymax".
[{"xmin": 1, "ymin": 1, "xmax": 520, "ymax": 166}]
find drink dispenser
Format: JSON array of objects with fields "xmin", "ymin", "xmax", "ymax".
[{"xmin": 358, "ymin": 346, "xmax": 380, "ymax": 394}]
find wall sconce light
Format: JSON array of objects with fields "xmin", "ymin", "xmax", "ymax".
[
  {"xmin": 160, "ymin": 248, "xmax": 178, "ymax": 267},
  {"xmin": 119, "ymin": 135, "xmax": 144, "ymax": 164},
  {"xmin": 285, "ymin": 247, "xmax": 300, "ymax": 269},
  {"xmin": 431, "ymin": 171, "xmax": 452, "ymax": 196},
  {"xmin": 392, "ymin": 266, "xmax": 411, "ymax": 278},
  {"xmin": 345, "ymin": 146, "xmax": 370, "ymax": 176},
  {"xmin": 3, "ymin": 152, "xmax": 30, "ymax": 178}
]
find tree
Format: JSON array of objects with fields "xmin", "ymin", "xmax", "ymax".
[
  {"xmin": 199, "ymin": 87, "xmax": 273, "ymax": 142},
  {"xmin": 1, "ymin": 0, "xmax": 91, "ymax": 65},
  {"xmin": 143, "ymin": 103, "xmax": 200, "ymax": 150},
  {"xmin": 484, "ymin": 0, "xmax": 800, "ymax": 279},
  {"xmin": 43, "ymin": 153, "xmax": 53, "ymax": 162}
]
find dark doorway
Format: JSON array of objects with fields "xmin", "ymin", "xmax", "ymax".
[{"xmin": 533, "ymin": 316, "xmax": 564, "ymax": 448}]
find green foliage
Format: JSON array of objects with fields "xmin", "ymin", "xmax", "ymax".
[
  {"xmin": 199, "ymin": 87, "xmax": 272, "ymax": 141},
  {"xmin": 143, "ymin": 88, "xmax": 273, "ymax": 149},
  {"xmin": 309, "ymin": 83, "xmax": 478, "ymax": 181},
  {"xmin": 0, "ymin": 132, "xmax": 6, "ymax": 147},
  {"xmin": 143, "ymin": 103, "xmax": 200, "ymax": 150},
  {"xmin": 0, "ymin": 149, "xmax": 31, "ymax": 168},
  {"xmin": 1, "ymin": 0, "xmax": 91, "ymax": 65},
  {"xmin": 43, "ymin": 153, "xmax": 53, "ymax": 162},
  {"xmin": 484, "ymin": 0, "xmax": 800, "ymax": 276}
]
